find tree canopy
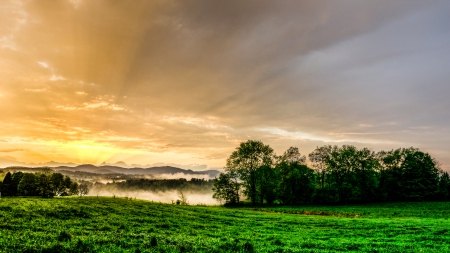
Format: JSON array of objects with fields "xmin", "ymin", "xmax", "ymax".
[{"xmin": 213, "ymin": 140, "xmax": 447, "ymax": 205}]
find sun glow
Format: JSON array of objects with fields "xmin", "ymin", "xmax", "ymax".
[
  {"xmin": 58, "ymin": 141, "xmax": 143, "ymax": 165},
  {"xmin": 13, "ymin": 139, "xmax": 144, "ymax": 165}
]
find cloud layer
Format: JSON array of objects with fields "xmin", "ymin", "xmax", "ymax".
[{"xmin": 1, "ymin": 0, "xmax": 449, "ymax": 170}]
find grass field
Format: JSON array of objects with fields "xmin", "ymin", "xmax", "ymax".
[{"xmin": 0, "ymin": 197, "xmax": 449, "ymax": 252}]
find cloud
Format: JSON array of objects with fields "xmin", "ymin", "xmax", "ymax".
[
  {"xmin": 0, "ymin": 0, "xmax": 449, "ymax": 170},
  {"xmin": 0, "ymin": 148, "xmax": 26, "ymax": 153}
]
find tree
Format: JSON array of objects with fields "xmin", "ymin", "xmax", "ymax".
[
  {"xmin": 68, "ymin": 181, "xmax": 79, "ymax": 196},
  {"xmin": 36, "ymin": 173, "xmax": 53, "ymax": 198},
  {"xmin": 255, "ymin": 165, "xmax": 279, "ymax": 205},
  {"xmin": 212, "ymin": 172, "xmax": 240, "ymax": 205},
  {"xmin": 353, "ymin": 148, "xmax": 379, "ymax": 202},
  {"xmin": 226, "ymin": 140, "xmax": 274, "ymax": 205},
  {"xmin": 401, "ymin": 149, "xmax": 440, "ymax": 200},
  {"xmin": 17, "ymin": 173, "xmax": 38, "ymax": 196},
  {"xmin": 11, "ymin": 172, "xmax": 24, "ymax": 196},
  {"xmin": 50, "ymin": 173, "xmax": 68, "ymax": 196},
  {"xmin": 281, "ymin": 147, "xmax": 306, "ymax": 164},
  {"xmin": 310, "ymin": 145, "xmax": 379, "ymax": 203},
  {"xmin": 277, "ymin": 148, "xmax": 315, "ymax": 205},
  {"xmin": 309, "ymin": 146, "xmax": 333, "ymax": 189},
  {"xmin": 282, "ymin": 163, "xmax": 315, "ymax": 204},
  {"xmin": 1, "ymin": 172, "xmax": 13, "ymax": 196},
  {"xmin": 378, "ymin": 148, "xmax": 440, "ymax": 201},
  {"xmin": 78, "ymin": 182, "xmax": 90, "ymax": 196},
  {"xmin": 438, "ymin": 172, "xmax": 450, "ymax": 200}
]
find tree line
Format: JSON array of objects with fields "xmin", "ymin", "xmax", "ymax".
[
  {"xmin": 0, "ymin": 168, "xmax": 89, "ymax": 198},
  {"xmin": 213, "ymin": 140, "xmax": 450, "ymax": 205}
]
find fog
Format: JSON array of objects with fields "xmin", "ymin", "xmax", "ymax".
[
  {"xmin": 87, "ymin": 188, "xmax": 218, "ymax": 205},
  {"xmin": 145, "ymin": 173, "xmax": 212, "ymax": 180}
]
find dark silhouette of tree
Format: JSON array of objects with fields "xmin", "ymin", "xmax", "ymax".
[
  {"xmin": 277, "ymin": 147, "xmax": 314, "ymax": 205},
  {"xmin": 17, "ymin": 173, "xmax": 38, "ymax": 196},
  {"xmin": 78, "ymin": 182, "xmax": 90, "ymax": 196},
  {"xmin": 50, "ymin": 173, "xmax": 70, "ymax": 196},
  {"xmin": 378, "ymin": 149, "xmax": 405, "ymax": 201},
  {"xmin": 309, "ymin": 146, "xmax": 333, "ymax": 190},
  {"xmin": 36, "ymin": 173, "xmax": 53, "ymax": 198},
  {"xmin": 69, "ymin": 181, "xmax": 79, "ymax": 196},
  {"xmin": 377, "ymin": 148, "xmax": 441, "ymax": 201},
  {"xmin": 226, "ymin": 140, "xmax": 274, "ymax": 205},
  {"xmin": 401, "ymin": 148, "xmax": 440, "ymax": 200},
  {"xmin": 11, "ymin": 172, "xmax": 24, "ymax": 196},
  {"xmin": 1, "ymin": 172, "xmax": 13, "ymax": 196},
  {"xmin": 353, "ymin": 148, "xmax": 379, "ymax": 202},
  {"xmin": 277, "ymin": 162, "xmax": 315, "ymax": 205},
  {"xmin": 438, "ymin": 172, "xmax": 450, "ymax": 200}
]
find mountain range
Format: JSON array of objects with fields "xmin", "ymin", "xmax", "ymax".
[{"xmin": 53, "ymin": 164, "xmax": 221, "ymax": 177}]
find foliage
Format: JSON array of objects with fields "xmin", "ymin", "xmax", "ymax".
[
  {"xmin": 10, "ymin": 171, "xmax": 23, "ymax": 196},
  {"xmin": 213, "ymin": 140, "xmax": 448, "ymax": 205},
  {"xmin": 69, "ymin": 181, "xmax": 79, "ymax": 196},
  {"xmin": 17, "ymin": 173, "xmax": 38, "ymax": 196},
  {"xmin": 1, "ymin": 172, "xmax": 13, "ymax": 196},
  {"xmin": 212, "ymin": 172, "xmax": 240, "ymax": 205},
  {"xmin": 225, "ymin": 140, "xmax": 275, "ymax": 205},
  {"xmin": 3, "ymin": 170, "xmax": 79, "ymax": 198},
  {"xmin": 255, "ymin": 165, "xmax": 278, "ymax": 205},
  {"xmin": 78, "ymin": 181, "xmax": 91, "ymax": 196},
  {"xmin": 177, "ymin": 191, "xmax": 189, "ymax": 205},
  {"xmin": 277, "ymin": 162, "xmax": 315, "ymax": 205}
]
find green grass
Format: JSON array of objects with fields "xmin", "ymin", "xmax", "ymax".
[{"xmin": 0, "ymin": 197, "xmax": 449, "ymax": 252}]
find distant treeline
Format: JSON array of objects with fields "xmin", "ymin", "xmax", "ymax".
[
  {"xmin": 92, "ymin": 178, "xmax": 214, "ymax": 193},
  {"xmin": 0, "ymin": 168, "xmax": 89, "ymax": 197},
  {"xmin": 213, "ymin": 140, "xmax": 450, "ymax": 205}
]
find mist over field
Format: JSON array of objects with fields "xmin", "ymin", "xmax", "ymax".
[
  {"xmin": 87, "ymin": 188, "xmax": 217, "ymax": 205},
  {"xmin": 85, "ymin": 171, "xmax": 217, "ymax": 204},
  {"xmin": 143, "ymin": 173, "xmax": 213, "ymax": 181}
]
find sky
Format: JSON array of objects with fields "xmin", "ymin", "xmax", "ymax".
[{"xmin": 0, "ymin": 0, "xmax": 449, "ymax": 171}]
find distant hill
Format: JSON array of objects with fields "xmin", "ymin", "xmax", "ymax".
[{"xmin": 53, "ymin": 164, "xmax": 221, "ymax": 177}]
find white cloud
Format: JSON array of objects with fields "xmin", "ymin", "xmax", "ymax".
[
  {"xmin": 49, "ymin": 75, "xmax": 66, "ymax": 81},
  {"xmin": 37, "ymin": 61, "xmax": 50, "ymax": 69}
]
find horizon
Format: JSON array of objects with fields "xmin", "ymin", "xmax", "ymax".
[{"xmin": 1, "ymin": 1, "xmax": 449, "ymax": 171}]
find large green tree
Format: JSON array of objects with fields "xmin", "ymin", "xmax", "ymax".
[
  {"xmin": 309, "ymin": 145, "xmax": 334, "ymax": 189},
  {"xmin": 278, "ymin": 147, "xmax": 315, "ymax": 205},
  {"xmin": 378, "ymin": 148, "xmax": 441, "ymax": 201},
  {"xmin": 212, "ymin": 171, "xmax": 240, "ymax": 205},
  {"xmin": 226, "ymin": 140, "xmax": 274, "ymax": 205},
  {"xmin": 255, "ymin": 165, "xmax": 279, "ymax": 205}
]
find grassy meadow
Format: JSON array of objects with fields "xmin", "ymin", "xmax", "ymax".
[{"xmin": 0, "ymin": 197, "xmax": 449, "ymax": 252}]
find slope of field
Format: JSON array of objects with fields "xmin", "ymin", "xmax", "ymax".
[{"xmin": 0, "ymin": 198, "xmax": 449, "ymax": 252}]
